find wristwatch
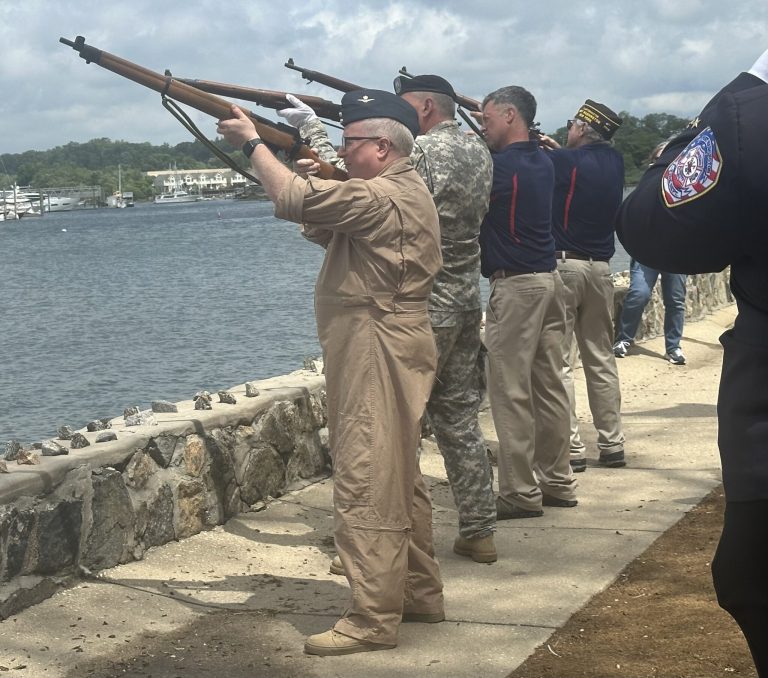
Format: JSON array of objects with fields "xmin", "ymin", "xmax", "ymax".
[{"xmin": 242, "ymin": 138, "xmax": 264, "ymax": 158}]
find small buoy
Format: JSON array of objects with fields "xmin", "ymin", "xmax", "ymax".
[{"xmin": 61, "ymin": 228, "xmax": 67, "ymax": 232}]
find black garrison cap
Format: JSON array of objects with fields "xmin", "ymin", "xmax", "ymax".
[
  {"xmin": 393, "ymin": 74, "xmax": 456, "ymax": 100},
  {"xmin": 341, "ymin": 89, "xmax": 420, "ymax": 137},
  {"xmin": 575, "ymin": 99, "xmax": 623, "ymax": 140}
]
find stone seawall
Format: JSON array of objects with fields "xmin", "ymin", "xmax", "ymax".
[
  {"xmin": 0, "ymin": 270, "xmax": 733, "ymax": 619},
  {"xmin": 0, "ymin": 372, "xmax": 329, "ymax": 618}
]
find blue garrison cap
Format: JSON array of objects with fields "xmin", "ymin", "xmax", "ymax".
[{"xmin": 341, "ymin": 89, "xmax": 419, "ymax": 137}]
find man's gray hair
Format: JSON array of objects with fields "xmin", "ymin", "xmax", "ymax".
[
  {"xmin": 577, "ymin": 119, "xmax": 604, "ymax": 143},
  {"xmin": 408, "ymin": 91, "xmax": 456, "ymax": 119},
  {"xmin": 482, "ymin": 86, "xmax": 537, "ymax": 127},
  {"xmin": 359, "ymin": 118, "xmax": 415, "ymax": 156}
]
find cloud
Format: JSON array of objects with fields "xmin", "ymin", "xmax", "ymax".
[{"xmin": 2, "ymin": 0, "xmax": 767, "ymax": 154}]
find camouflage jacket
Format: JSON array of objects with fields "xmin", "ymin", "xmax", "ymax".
[{"xmin": 299, "ymin": 118, "xmax": 492, "ymax": 311}]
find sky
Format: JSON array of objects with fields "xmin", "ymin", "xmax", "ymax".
[{"xmin": 2, "ymin": 0, "xmax": 767, "ymax": 155}]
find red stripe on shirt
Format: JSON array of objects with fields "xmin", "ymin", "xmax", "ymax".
[
  {"xmin": 508, "ymin": 174, "xmax": 520, "ymax": 243},
  {"xmin": 563, "ymin": 167, "xmax": 577, "ymax": 231}
]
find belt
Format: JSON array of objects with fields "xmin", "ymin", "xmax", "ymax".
[
  {"xmin": 490, "ymin": 269, "xmax": 547, "ymax": 282},
  {"xmin": 555, "ymin": 250, "xmax": 609, "ymax": 263}
]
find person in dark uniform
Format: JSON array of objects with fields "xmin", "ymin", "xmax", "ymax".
[
  {"xmin": 479, "ymin": 86, "xmax": 577, "ymax": 520},
  {"xmin": 540, "ymin": 101, "xmax": 627, "ymax": 473},
  {"xmin": 616, "ymin": 49, "xmax": 768, "ymax": 677}
]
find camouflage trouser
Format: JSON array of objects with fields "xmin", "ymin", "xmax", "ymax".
[{"xmin": 427, "ymin": 309, "xmax": 496, "ymax": 539}]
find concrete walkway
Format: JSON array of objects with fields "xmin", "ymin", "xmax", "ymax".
[{"xmin": 0, "ymin": 306, "xmax": 734, "ymax": 678}]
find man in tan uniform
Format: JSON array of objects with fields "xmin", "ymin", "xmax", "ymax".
[{"xmin": 218, "ymin": 89, "xmax": 444, "ymax": 656}]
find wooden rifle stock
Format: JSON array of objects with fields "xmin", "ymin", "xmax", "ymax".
[
  {"xmin": 284, "ymin": 58, "xmax": 362, "ymax": 93},
  {"xmin": 59, "ymin": 36, "xmax": 347, "ymax": 181},
  {"xmin": 171, "ymin": 77, "xmax": 343, "ymax": 122}
]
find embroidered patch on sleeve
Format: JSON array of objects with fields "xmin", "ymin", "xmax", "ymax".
[{"xmin": 661, "ymin": 127, "xmax": 722, "ymax": 207}]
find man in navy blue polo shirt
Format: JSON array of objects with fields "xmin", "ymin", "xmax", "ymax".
[
  {"xmin": 480, "ymin": 86, "xmax": 577, "ymax": 520},
  {"xmin": 541, "ymin": 101, "xmax": 627, "ymax": 473}
]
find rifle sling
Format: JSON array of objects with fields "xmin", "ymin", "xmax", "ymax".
[{"xmin": 161, "ymin": 96, "xmax": 263, "ymax": 186}]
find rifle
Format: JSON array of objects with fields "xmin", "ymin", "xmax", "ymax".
[
  {"xmin": 284, "ymin": 58, "xmax": 363, "ymax": 92},
  {"xmin": 59, "ymin": 36, "xmax": 347, "ymax": 181},
  {"xmin": 169, "ymin": 76, "xmax": 343, "ymax": 123}
]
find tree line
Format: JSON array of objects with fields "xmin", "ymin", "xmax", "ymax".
[{"xmin": 0, "ymin": 110, "xmax": 690, "ymax": 199}]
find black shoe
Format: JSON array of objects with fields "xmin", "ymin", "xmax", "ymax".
[
  {"xmin": 542, "ymin": 494, "xmax": 578, "ymax": 508},
  {"xmin": 599, "ymin": 450, "xmax": 626, "ymax": 468},
  {"xmin": 496, "ymin": 497, "xmax": 543, "ymax": 520},
  {"xmin": 570, "ymin": 458, "xmax": 587, "ymax": 473}
]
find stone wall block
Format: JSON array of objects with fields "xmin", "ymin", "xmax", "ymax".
[
  {"xmin": 2, "ymin": 500, "xmax": 38, "ymax": 581},
  {"xmin": 81, "ymin": 470, "xmax": 135, "ymax": 571},
  {"xmin": 144, "ymin": 434, "xmax": 180, "ymax": 468},
  {"xmin": 172, "ymin": 434, "xmax": 206, "ymax": 478},
  {"xmin": 134, "ymin": 484, "xmax": 176, "ymax": 551},
  {"xmin": 124, "ymin": 450, "xmax": 160, "ymax": 490},
  {"xmin": 240, "ymin": 444, "xmax": 286, "ymax": 506},
  {"xmin": 36, "ymin": 499, "xmax": 84, "ymax": 574},
  {"xmin": 285, "ymin": 432, "xmax": 329, "ymax": 485},
  {"xmin": 203, "ymin": 430, "xmax": 241, "ymax": 525},
  {"xmin": 255, "ymin": 402, "xmax": 298, "ymax": 455},
  {"xmin": 309, "ymin": 390, "xmax": 328, "ymax": 428},
  {"xmin": 0, "ymin": 506, "xmax": 24, "ymax": 582},
  {"xmin": 230, "ymin": 425, "xmax": 259, "ymax": 484},
  {"xmin": 175, "ymin": 480, "xmax": 207, "ymax": 539}
]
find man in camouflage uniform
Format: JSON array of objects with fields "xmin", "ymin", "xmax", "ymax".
[{"xmin": 280, "ymin": 75, "xmax": 497, "ymax": 562}]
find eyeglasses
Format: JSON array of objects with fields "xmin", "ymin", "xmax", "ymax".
[{"xmin": 340, "ymin": 136, "xmax": 383, "ymax": 150}]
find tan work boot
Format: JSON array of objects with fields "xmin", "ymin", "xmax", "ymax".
[
  {"xmin": 453, "ymin": 534, "xmax": 497, "ymax": 563},
  {"xmin": 304, "ymin": 629, "xmax": 395, "ymax": 656},
  {"xmin": 329, "ymin": 554, "xmax": 345, "ymax": 575}
]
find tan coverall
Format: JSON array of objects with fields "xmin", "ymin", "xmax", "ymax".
[{"xmin": 275, "ymin": 157, "xmax": 444, "ymax": 646}]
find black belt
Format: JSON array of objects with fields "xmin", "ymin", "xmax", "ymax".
[
  {"xmin": 555, "ymin": 250, "xmax": 609, "ymax": 263},
  {"xmin": 490, "ymin": 269, "xmax": 549, "ymax": 282}
]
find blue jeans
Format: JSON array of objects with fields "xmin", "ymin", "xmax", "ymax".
[{"xmin": 616, "ymin": 260, "xmax": 687, "ymax": 353}]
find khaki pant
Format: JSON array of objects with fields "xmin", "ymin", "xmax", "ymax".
[
  {"xmin": 484, "ymin": 272, "xmax": 576, "ymax": 511},
  {"xmin": 557, "ymin": 259, "xmax": 625, "ymax": 459},
  {"xmin": 317, "ymin": 301, "xmax": 444, "ymax": 646}
]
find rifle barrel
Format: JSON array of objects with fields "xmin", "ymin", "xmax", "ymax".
[
  {"xmin": 284, "ymin": 58, "xmax": 362, "ymax": 93},
  {"xmin": 175, "ymin": 78, "xmax": 342, "ymax": 122},
  {"xmin": 59, "ymin": 36, "xmax": 347, "ymax": 181}
]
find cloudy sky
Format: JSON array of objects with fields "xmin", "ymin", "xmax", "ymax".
[{"xmin": 2, "ymin": 0, "xmax": 767, "ymax": 155}]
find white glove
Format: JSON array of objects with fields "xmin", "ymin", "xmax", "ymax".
[
  {"xmin": 278, "ymin": 93, "xmax": 318, "ymax": 128},
  {"xmin": 748, "ymin": 47, "xmax": 768, "ymax": 83}
]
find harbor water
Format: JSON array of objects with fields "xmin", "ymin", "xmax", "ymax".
[{"xmin": 1, "ymin": 199, "xmax": 630, "ymax": 444}]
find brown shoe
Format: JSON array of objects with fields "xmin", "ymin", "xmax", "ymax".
[
  {"xmin": 453, "ymin": 534, "xmax": 498, "ymax": 563},
  {"xmin": 304, "ymin": 629, "xmax": 395, "ymax": 656},
  {"xmin": 496, "ymin": 497, "xmax": 543, "ymax": 519},
  {"xmin": 329, "ymin": 554, "xmax": 345, "ymax": 576},
  {"xmin": 402, "ymin": 610, "xmax": 446, "ymax": 623},
  {"xmin": 542, "ymin": 494, "xmax": 578, "ymax": 508}
]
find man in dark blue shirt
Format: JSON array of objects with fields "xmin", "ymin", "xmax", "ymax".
[
  {"xmin": 480, "ymin": 86, "xmax": 577, "ymax": 520},
  {"xmin": 617, "ymin": 49, "xmax": 768, "ymax": 676},
  {"xmin": 541, "ymin": 101, "xmax": 627, "ymax": 473}
]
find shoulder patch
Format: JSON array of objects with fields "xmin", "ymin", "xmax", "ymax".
[{"xmin": 661, "ymin": 127, "xmax": 722, "ymax": 207}]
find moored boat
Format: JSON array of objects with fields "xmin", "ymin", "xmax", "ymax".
[{"xmin": 154, "ymin": 190, "xmax": 203, "ymax": 204}]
